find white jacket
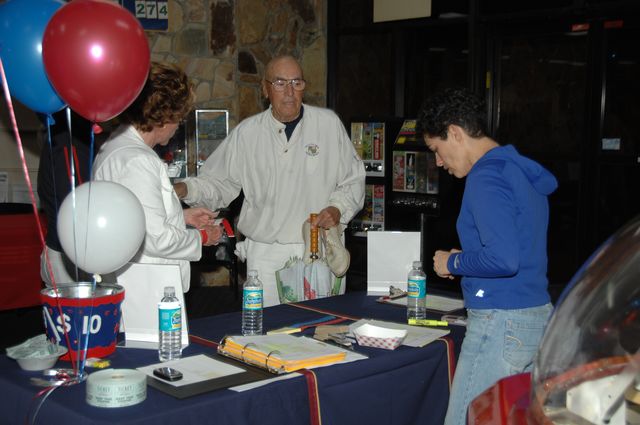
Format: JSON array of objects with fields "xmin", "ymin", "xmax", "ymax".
[
  {"xmin": 183, "ymin": 104, "xmax": 366, "ymax": 244},
  {"xmin": 93, "ymin": 125, "xmax": 201, "ymax": 292}
]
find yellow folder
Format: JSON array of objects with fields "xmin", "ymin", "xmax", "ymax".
[{"xmin": 217, "ymin": 334, "xmax": 347, "ymax": 374}]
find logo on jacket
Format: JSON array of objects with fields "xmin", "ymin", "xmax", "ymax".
[{"xmin": 305, "ymin": 144, "xmax": 319, "ymax": 156}]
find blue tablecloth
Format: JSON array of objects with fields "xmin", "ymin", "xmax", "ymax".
[{"xmin": 0, "ymin": 292, "xmax": 464, "ymax": 425}]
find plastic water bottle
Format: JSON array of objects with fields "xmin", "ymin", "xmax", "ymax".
[
  {"xmin": 158, "ymin": 286, "xmax": 182, "ymax": 361},
  {"xmin": 407, "ymin": 261, "xmax": 427, "ymax": 321},
  {"xmin": 242, "ymin": 270, "xmax": 263, "ymax": 336}
]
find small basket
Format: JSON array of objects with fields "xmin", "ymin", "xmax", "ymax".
[{"xmin": 352, "ymin": 324, "xmax": 407, "ymax": 350}]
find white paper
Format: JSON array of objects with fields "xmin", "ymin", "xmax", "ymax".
[
  {"xmin": 12, "ymin": 183, "xmax": 36, "ymax": 205},
  {"xmin": 117, "ymin": 263, "xmax": 189, "ymax": 348},
  {"xmin": 137, "ymin": 354, "xmax": 245, "ymax": 387},
  {"xmin": 381, "ymin": 294, "xmax": 464, "ymax": 313},
  {"xmin": 0, "ymin": 172, "xmax": 8, "ymax": 202},
  {"xmin": 348, "ymin": 319, "xmax": 449, "ymax": 348},
  {"xmin": 229, "ymin": 341, "xmax": 367, "ymax": 392},
  {"xmin": 367, "ymin": 231, "xmax": 421, "ymax": 295},
  {"xmin": 225, "ymin": 334, "xmax": 349, "ymax": 362}
]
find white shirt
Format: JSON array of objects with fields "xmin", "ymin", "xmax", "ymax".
[
  {"xmin": 183, "ymin": 104, "xmax": 366, "ymax": 244},
  {"xmin": 92, "ymin": 125, "xmax": 201, "ymax": 292}
]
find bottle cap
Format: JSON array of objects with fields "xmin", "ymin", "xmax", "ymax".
[
  {"xmin": 164, "ymin": 286, "xmax": 176, "ymax": 297},
  {"xmin": 413, "ymin": 261, "xmax": 422, "ymax": 268},
  {"xmin": 247, "ymin": 269, "xmax": 258, "ymax": 278}
]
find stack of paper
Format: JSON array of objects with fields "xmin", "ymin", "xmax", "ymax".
[
  {"xmin": 378, "ymin": 293, "xmax": 464, "ymax": 313},
  {"xmin": 218, "ymin": 334, "xmax": 347, "ymax": 374}
]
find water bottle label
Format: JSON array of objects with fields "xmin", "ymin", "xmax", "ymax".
[
  {"xmin": 407, "ymin": 277, "xmax": 426, "ymax": 298},
  {"xmin": 159, "ymin": 307, "xmax": 181, "ymax": 332},
  {"xmin": 243, "ymin": 289, "xmax": 263, "ymax": 310}
]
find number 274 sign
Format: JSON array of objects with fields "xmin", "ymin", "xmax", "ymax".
[{"xmin": 121, "ymin": 1, "xmax": 168, "ymax": 31}]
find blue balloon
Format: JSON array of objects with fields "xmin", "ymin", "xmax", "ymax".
[{"xmin": 0, "ymin": 0, "xmax": 66, "ymax": 114}]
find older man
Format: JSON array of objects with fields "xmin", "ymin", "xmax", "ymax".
[{"xmin": 174, "ymin": 55, "xmax": 365, "ymax": 306}]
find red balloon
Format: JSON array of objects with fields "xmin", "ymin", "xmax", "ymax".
[{"xmin": 42, "ymin": 0, "xmax": 150, "ymax": 122}]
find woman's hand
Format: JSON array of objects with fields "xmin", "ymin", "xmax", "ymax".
[
  {"xmin": 433, "ymin": 248, "xmax": 461, "ymax": 280},
  {"xmin": 184, "ymin": 207, "xmax": 217, "ymax": 229},
  {"xmin": 201, "ymin": 224, "xmax": 224, "ymax": 246}
]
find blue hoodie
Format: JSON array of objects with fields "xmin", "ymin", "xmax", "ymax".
[{"xmin": 447, "ymin": 145, "xmax": 558, "ymax": 309}]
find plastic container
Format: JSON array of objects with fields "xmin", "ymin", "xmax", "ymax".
[
  {"xmin": 242, "ymin": 270, "xmax": 263, "ymax": 336},
  {"xmin": 407, "ymin": 261, "xmax": 427, "ymax": 321},
  {"xmin": 158, "ymin": 286, "xmax": 182, "ymax": 362},
  {"xmin": 8, "ymin": 345, "xmax": 68, "ymax": 371}
]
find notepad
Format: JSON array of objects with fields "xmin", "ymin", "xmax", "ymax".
[{"xmin": 217, "ymin": 334, "xmax": 347, "ymax": 374}]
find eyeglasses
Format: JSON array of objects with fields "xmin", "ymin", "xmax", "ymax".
[{"xmin": 265, "ymin": 78, "xmax": 306, "ymax": 92}]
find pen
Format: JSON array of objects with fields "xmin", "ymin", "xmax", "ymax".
[
  {"xmin": 407, "ymin": 319, "xmax": 449, "ymax": 327},
  {"xmin": 313, "ymin": 335, "xmax": 356, "ymax": 352}
]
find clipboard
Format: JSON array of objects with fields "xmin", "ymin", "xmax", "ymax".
[{"xmin": 138, "ymin": 354, "xmax": 273, "ymax": 399}]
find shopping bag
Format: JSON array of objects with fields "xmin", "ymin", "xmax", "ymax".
[
  {"xmin": 275, "ymin": 257, "xmax": 343, "ymax": 303},
  {"xmin": 275, "ymin": 214, "xmax": 347, "ymax": 304}
]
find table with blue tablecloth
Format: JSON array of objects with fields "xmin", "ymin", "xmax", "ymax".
[{"xmin": 0, "ymin": 291, "xmax": 464, "ymax": 425}]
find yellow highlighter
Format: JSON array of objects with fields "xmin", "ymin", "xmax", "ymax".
[
  {"xmin": 408, "ymin": 318, "xmax": 449, "ymax": 327},
  {"xmin": 266, "ymin": 326, "xmax": 302, "ymax": 335}
]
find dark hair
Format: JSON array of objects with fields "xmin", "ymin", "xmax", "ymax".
[
  {"xmin": 120, "ymin": 62, "xmax": 194, "ymax": 132},
  {"xmin": 416, "ymin": 87, "xmax": 488, "ymax": 140}
]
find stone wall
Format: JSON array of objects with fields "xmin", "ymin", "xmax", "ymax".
[{"xmin": 146, "ymin": 0, "xmax": 327, "ymax": 129}]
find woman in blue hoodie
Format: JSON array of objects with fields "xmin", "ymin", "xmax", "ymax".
[{"xmin": 418, "ymin": 88, "xmax": 558, "ymax": 425}]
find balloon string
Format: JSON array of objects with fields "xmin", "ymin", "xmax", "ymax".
[
  {"xmin": 79, "ymin": 277, "xmax": 97, "ymax": 376},
  {"xmin": 64, "ymin": 107, "xmax": 81, "ymax": 284},
  {"xmin": 44, "ymin": 122, "xmax": 60, "ymax": 287},
  {"xmin": 89, "ymin": 127, "xmax": 95, "ymax": 177},
  {"xmin": 28, "ymin": 384, "xmax": 60, "ymax": 425},
  {"xmin": 0, "ymin": 58, "xmax": 77, "ymax": 371}
]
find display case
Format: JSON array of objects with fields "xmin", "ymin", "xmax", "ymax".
[
  {"xmin": 154, "ymin": 109, "xmax": 229, "ymax": 180},
  {"xmin": 351, "ymin": 121, "xmax": 385, "ymax": 177},
  {"xmin": 349, "ymin": 120, "xmax": 397, "ymax": 235},
  {"xmin": 348, "ymin": 117, "xmax": 441, "ymax": 234},
  {"xmin": 194, "ymin": 109, "xmax": 229, "ymax": 174},
  {"xmin": 387, "ymin": 119, "xmax": 439, "ymax": 211},
  {"xmin": 345, "ymin": 117, "xmax": 446, "ymax": 292}
]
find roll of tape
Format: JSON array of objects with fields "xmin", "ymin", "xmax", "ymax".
[{"xmin": 86, "ymin": 368, "xmax": 147, "ymax": 408}]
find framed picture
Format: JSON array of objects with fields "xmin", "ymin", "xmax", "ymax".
[{"xmin": 195, "ymin": 109, "xmax": 229, "ymax": 174}]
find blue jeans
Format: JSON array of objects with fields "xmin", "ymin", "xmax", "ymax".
[{"xmin": 444, "ymin": 304, "xmax": 553, "ymax": 425}]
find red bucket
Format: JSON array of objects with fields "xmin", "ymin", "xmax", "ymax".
[{"xmin": 41, "ymin": 283, "xmax": 125, "ymax": 361}]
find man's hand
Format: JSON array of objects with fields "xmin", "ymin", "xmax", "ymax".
[
  {"xmin": 173, "ymin": 182, "xmax": 188, "ymax": 199},
  {"xmin": 433, "ymin": 248, "xmax": 461, "ymax": 280},
  {"xmin": 311, "ymin": 206, "xmax": 341, "ymax": 229},
  {"xmin": 183, "ymin": 207, "xmax": 217, "ymax": 228}
]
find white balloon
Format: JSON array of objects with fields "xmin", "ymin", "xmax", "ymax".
[{"xmin": 57, "ymin": 181, "xmax": 145, "ymax": 275}]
